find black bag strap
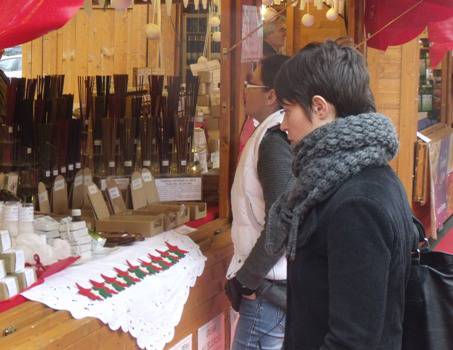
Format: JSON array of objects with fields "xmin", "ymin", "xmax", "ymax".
[{"xmin": 412, "ymin": 215, "xmax": 426, "ymax": 244}]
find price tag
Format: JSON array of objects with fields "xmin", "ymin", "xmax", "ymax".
[
  {"xmin": 143, "ymin": 160, "xmax": 151, "ymax": 167},
  {"xmin": 88, "ymin": 184, "xmax": 98, "ymax": 195},
  {"xmin": 45, "ymin": 171, "xmax": 51, "ymax": 178},
  {"xmin": 142, "ymin": 172, "xmax": 153, "ymax": 183},
  {"xmin": 109, "ymin": 161, "xmax": 116, "ymax": 168},
  {"xmin": 162, "ymin": 160, "xmax": 170, "ymax": 167},
  {"xmin": 27, "ymin": 148, "xmax": 32, "ymax": 154},
  {"xmin": 75, "ymin": 163, "xmax": 81, "ymax": 169},
  {"xmin": 180, "ymin": 160, "xmax": 187, "ymax": 166},
  {"xmin": 108, "ymin": 187, "xmax": 121, "ymax": 199},
  {"xmin": 54, "ymin": 179, "xmax": 65, "ymax": 192},
  {"xmin": 124, "ymin": 160, "xmax": 133, "ymax": 167},
  {"xmin": 131, "ymin": 178, "xmax": 143, "ymax": 190},
  {"xmin": 68, "ymin": 164, "xmax": 74, "ymax": 171},
  {"xmin": 60, "ymin": 167, "xmax": 67, "ymax": 174},
  {"xmin": 84, "ymin": 175, "xmax": 93, "ymax": 186},
  {"xmin": 38, "ymin": 191, "xmax": 48, "ymax": 203},
  {"xmin": 94, "ymin": 140, "xmax": 102, "ymax": 146},
  {"xmin": 74, "ymin": 175, "xmax": 83, "ymax": 188},
  {"xmin": 53, "ymin": 170, "xmax": 59, "ymax": 176}
]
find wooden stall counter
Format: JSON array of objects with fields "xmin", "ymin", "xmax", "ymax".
[{"xmin": 0, "ymin": 219, "xmax": 233, "ymax": 350}]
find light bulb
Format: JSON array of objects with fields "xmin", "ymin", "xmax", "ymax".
[{"xmin": 301, "ymin": 13, "xmax": 314, "ymax": 27}]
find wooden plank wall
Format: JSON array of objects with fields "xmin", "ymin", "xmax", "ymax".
[
  {"xmin": 22, "ymin": 5, "xmax": 177, "ymax": 98},
  {"xmin": 367, "ymin": 38, "xmax": 419, "ymax": 201}
]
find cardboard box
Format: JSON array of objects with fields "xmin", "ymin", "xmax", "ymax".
[
  {"xmin": 210, "ymin": 104, "xmax": 221, "ymax": 118},
  {"xmin": 87, "ymin": 183, "xmax": 164, "ymax": 237},
  {"xmin": 167, "ymin": 202, "xmax": 207, "ymax": 220},
  {"xmin": 134, "ymin": 204, "xmax": 190, "ymax": 228}
]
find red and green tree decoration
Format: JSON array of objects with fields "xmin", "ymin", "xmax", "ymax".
[{"xmin": 76, "ymin": 242, "xmax": 189, "ymax": 301}]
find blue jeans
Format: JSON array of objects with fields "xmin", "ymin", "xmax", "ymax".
[{"xmin": 232, "ymin": 296, "xmax": 286, "ymax": 350}]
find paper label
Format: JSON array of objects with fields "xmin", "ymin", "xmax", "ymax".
[
  {"xmin": 124, "ymin": 161, "xmax": 133, "ymax": 167},
  {"xmin": 169, "ymin": 334, "xmax": 192, "ymax": 350},
  {"xmin": 54, "ymin": 179, "xmax": 65, "ymax": 192},
  {"xmin": 100, "ymin": 179, "xmax": 107, "ymax": 191},
  {"xmin": 24, "ymin": 268, "xmax": 36, "ymax": 286},
  {"xmin": 8, "ymin": 127, "xmax": 13, "ymax": 134},
  {"xmin": 15, "ymin": 250, "xmax": 25, "ymax": 272},
  {"xmin": 3, "ymin": 204, "xmax": 19, "ymax": 221},
  {"xmin": 45, "ymin": 171, "xmax": 51, "ymax": 178},
  {"xmin": 68, "ymin": 164, "xmax": 74, "ymax": 171},
  {"xmin": 181, "ymin": 160, "xmax": 187, "ymax": 166},
  {"xmin": 417, "ymin": 131, "xmax": 431, "ymax": 144},
  {"xmin": 131, "ymin": 178, "xmax": 143, "ymax": 190},
  {"xmin": 84, "ymin": 175, "xmax": 93, "ymax": 186},
  {"xmin": 53, "ymin": 170, "xmax": 59, "ymax": 176},
  {"xmin": 94, "ymin": 140, "xmax": 102, "ymax": 146},
  {"xmin": 142, "ymin": 172, "xmax": 153, "ymax": 183},
  {"xmin": 76, "ymin": 163, "xmax": 81, "ymax": 169},
  {"xmin": 60, "ymin": 167, "xmax": 67, "ymax": 174},
  {"xmin": 155, "ymin": 177, "xmax": 202, "ymax": 201},
  {"xmin": 211, "ymin": 151, "xmax": 220, "ymax": 169},
  {"xmin": 0, "ymin": 231, "xmax": 11, "ymax": 251},
  {"xmin": 19, "ymin": 206, "xmax": 34, "ymax": 222},
  {"xmin": 162, "ymin": 160, "xmax": 170, "ymax": 167},
  {"xmin": 88, "ymin": 184, "xmax": 98, "ymax": 195},
  {"xmin": 143, "ymin": 160, "xmax": 151, "ymax": 167},
  {"xmin": 27, "ymin": 148, "xmax": 32, "ymax": 154},
  {"xmin": 108, "ymin": 187, "xmax": 121, "ymax": 200},
  {"xmin": 74, "ymin": 176, "xmax": 83, "ymax": 188},
  {"xmin": 38, "ymin": 191, "xmax": 49, "ymax": 203},
  {"xmin": 109, "ymin": 161, "xmax": 116, "ymax": 168},
  {"xmin": 3, "ymin": 277, "xmax": 18, "ymax": 296}
]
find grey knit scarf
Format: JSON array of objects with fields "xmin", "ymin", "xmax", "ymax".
[{"xmin": 265, "ymin": 113, "xmax": 399, "ymax": 260}]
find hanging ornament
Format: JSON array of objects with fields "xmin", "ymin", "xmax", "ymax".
[
  {"xmin": 338, "ymin": 0, "xmax": 345, "ymax": 15},
  {"xmin": 212, "ymin": 31, "xmax": 221, "ymax": 42},
  {"xmin": 314, "ymin": 0, "xmax": 323, "ymax": 10},
  {"xmin": 145, "ymin": 23, "xmax": 161, "ymax": 40},
  {"xmin": 301, "ymin": 13, "xmax": 314, "ymax": 27},
  {"xmin": 183, "ymin": 0, "xmax": 189, "ymax": 8},
  {"xmin": 209, "ymin": 16, "xmax": 221, "ymax": 28},
  {"xmin": 326, "ymin": 8, "xmax": 338, "ymax": 21},
  {"xmin": 197, "ymin": 56, "xmax": 208, "ymax": 64},
  {"xmin": 165, "ymin": 0, "xmax": 172, "ymax": 16},
  {"xmin": 194, "ymin": 0, "xmax": 200, "ymax": 10},
  {"xmin": 202, "ymin": 0, "xmax": 208, "ymax": 10},
  {"xmin": 110, "ymin": 0, "xmax": 132, "ymax": 10},
  {"xmin": 299, "ymin": 0, "xmax": 306, "ymax": 10},
  {"xmin": 262, "ymin": 0, "xmax": 273, "ymax": 6}
]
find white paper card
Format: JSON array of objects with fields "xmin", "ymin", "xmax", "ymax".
[
  {"xmin": 0, "ymin": 261, "xmax": 6, "ymax": 279},
  {"xmin": 15, "ymin": 250, "xmax": 25, "ymax": 272},
  {"xmin": 2, "ymin": 276, "xmax": 18, "ymax": 296},
  {"xmin": 197, "ymin": 313, "xmax": 225, "ymax": 350},
  {"xmin": 38, "ymin": 193, "xmax": 48, "ymax": 206},
  {"xmin": 74, "ymin": 175, "xmax": 83, "ymax": 188},
  {"xmin": 155, "ymin": 178, "xmax": 202, "ymax": 202},
  {"xmin": 131, "ymin": 178, "xmax": 143, "ymax": 190},
  {"xmin": 54, "ymin": 179, "xmax": 65, "ymax": 192},
  {"xmin": 0, "ymin": 231, "xmax": 11, "ymax": 251},
  {"xmin": 24, "ymin": 267, "xmax": 36, "ymax": 286},
  {"xmin": 88, "ymin": 184, "xmax": 98, "ymax": 195},
  {"xmin": 108, "ymin": 187, "xmax": 121, "ymax": 200},
  {"xmin": 170, "ymin": 334, "xmax": 192, "ymax": 350}
]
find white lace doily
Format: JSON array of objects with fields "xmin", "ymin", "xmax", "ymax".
[{"xmin": 22, "ymin": 231, "xmax": 206, "ymax": 350}]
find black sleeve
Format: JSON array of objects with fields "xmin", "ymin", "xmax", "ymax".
[
  {"xmin": 235, "ymin": 129, "xmax": 294, "ymax": 289},
  {"xmin": 320, "ymin": 197, "xmax": 394, "ymax": 350}
]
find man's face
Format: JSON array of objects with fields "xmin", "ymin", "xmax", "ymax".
[
  {"xmin": 265, "ymin": 20, "xmax": 287, "ymax": 50},
  {"xmin": 244, "ymin": 65, "xmax": 270, "ymax": 121}
]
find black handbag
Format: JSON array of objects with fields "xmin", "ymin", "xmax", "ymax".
[{"xmin": 402, "ymin": 217, "xmax": 453, "ymax": 350}]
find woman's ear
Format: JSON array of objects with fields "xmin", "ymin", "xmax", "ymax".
[
  {"xmin": 266, "ymin": 88, "xmax": 278, "ymax": 106},
  {"xmin": 312, "ymin": 95, "xmax": 336, "ymax": 122}
]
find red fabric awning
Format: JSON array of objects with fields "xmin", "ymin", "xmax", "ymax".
[
  {"xmin": 0, "ymin": 0, "xmax": 83, "ymax": 50},
  {"xmin": 365, "ymin": 0, "xmax": 453, "ymax": 67}
]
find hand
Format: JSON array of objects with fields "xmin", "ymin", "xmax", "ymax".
[{"xmin": 225, "ymin": 278, "xmax": 242, "ymax": 312}]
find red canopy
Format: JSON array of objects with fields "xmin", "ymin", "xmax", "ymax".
[
  {"xmin": 365, "ymin": 0, "xmax": 453, "ymax": 67},
  {"xmin": 0, "ymin": 0, "xmax": 83, "ymax": 50}
]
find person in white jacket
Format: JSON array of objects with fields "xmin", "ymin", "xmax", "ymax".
[{"xmin": 225, "ymin": 54, "xmax": 293, "ymax": 350}]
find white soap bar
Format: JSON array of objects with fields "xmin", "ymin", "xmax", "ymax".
[
  {"xmin": 0, "ymin": 230, "xmax": 12, "ymax": 252},
  {"xmin": 34, "ymin": 216, "xmax": 60, "ymax": 232},
  {"xmin": 68, "ymin": 235, "xmax": 92, "ymax": 246},
  {"xmin": 71, "ymin": 243, "xmax": 92, "ymax": 255},
  {"xmin": 59, "ymin": 221, "xmax": 87, "ymax": 232},
  {"xmin": 0, "ymin": 276, "xmax": 19, "ymax": 300},
  {"xmin": 0, "ymin": 250, "xmax": 25, "ymax": 273},
  {"xmin": 13, "ymin": 267, "xmax": 37, "ymax": 291},
  {"xmin": 60, "ymin": 227, "xmax": 89, "ymax": 242}
]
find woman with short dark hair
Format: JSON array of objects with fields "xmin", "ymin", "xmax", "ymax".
[{"xmin": 265, "ymin": 41, "xmax": 415, "ymax": 349}]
